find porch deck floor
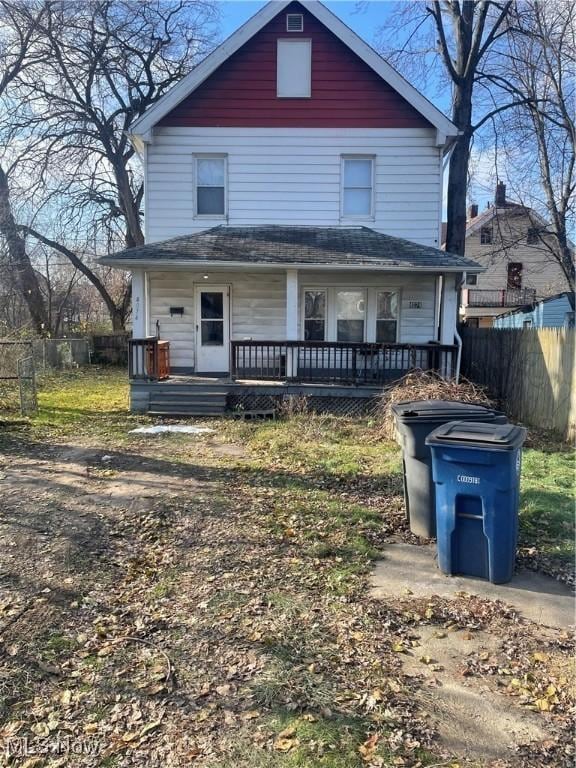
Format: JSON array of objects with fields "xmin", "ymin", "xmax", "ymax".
[{"xmin": 155, "ymin": 375, "xmax": 383, "ymax": 390}]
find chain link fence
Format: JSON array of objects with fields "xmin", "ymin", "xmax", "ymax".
[
  {"xmin": 0, "ymin": 341, "xmax": 35, "ymax": 415},
  {"xmin": 17, "ymin": 356, "xmax": 37, "ymax": 415}
]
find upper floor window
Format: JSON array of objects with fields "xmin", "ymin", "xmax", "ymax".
[
  {"xmin": 465, "ymin": 274, "xmax": 478, "ymax": 286},
  {"xmin": 527, "ymin": 227, "xmax": 539, "ymax": 244},
  {"xmin": 507, "ymin": 262, "xmax": 523, "ymax": 290},
  {"xmin": 277, "ymin": 40, "xmax": 311, "ymax": 98},
  {"xmin": 341, "ymin": 157, "xmax": 374, "ymax": 218},
  {"xmin": 480, "ymin": 226, "xmax": 493, "ymax": 245},
  {"xmin": 195, "ymin": 156, "xmax": 226, "ymax": 217}
]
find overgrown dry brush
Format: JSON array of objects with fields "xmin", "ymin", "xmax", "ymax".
[{"xmin": 376, "ymin": 370, "xmax": 495, "ymax": 440}]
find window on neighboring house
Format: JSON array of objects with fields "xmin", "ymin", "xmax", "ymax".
[
  {"xmin": 565, "ymin": 311, "xmax": 575, "ymax": 329},
  {"xmin": 480, "ymin": 226, "xmax": 493, "ymax": 245},
  {"xmin": 195, "ymin": 156, "xmax": 226, "ymax": 216},
  {"xmin": 277, "ymin": 39, "xmax": 311, "ymax": 97},
  {"xmin": 465, "ymin": 274, "xmax": 478, "ymax": 286},
  {"xmin": 304, "ymin": 290, "xmax": 326, "ymax": 341},
  {"xmin": 527, "ymin": 227, "xmax": 539, "ymax": 244},
  {"xmin": 523, "ymin": 319, "xmax": 533, "ymax": 328},
  {"xmin": 336, "ymin": 290, "xmax": 365, "ymax": 342},
  {"xmin": 375, "ymin": 291, "xmax": 398, "ymax": 342},
  {"xmin": 507, "ymin": 262, "xmax": 523, "ymax": 290},
  {"xmin": 341, "ymin": 157, "xmax": 374, "ymax": 218}
]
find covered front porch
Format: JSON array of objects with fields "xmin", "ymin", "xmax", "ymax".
[
  {"xmin": 128, "ymin": 258, "xmax": 462, "ymax": 389},
  {"xmin": 99, "ymin": 225, "xmax": 482, "ymax": 414}
]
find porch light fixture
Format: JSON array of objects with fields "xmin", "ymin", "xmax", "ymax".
[{"xmin": 203, "ymin": 275, "xmax": 209, "ymax": 279}]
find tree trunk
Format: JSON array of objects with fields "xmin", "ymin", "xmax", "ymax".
[
  {"xmin": 445, "ymin": 14, "xmax": 475, "ymax": 257},
  {"xmin": 445, "ymin": 126, "xmax": 473, "ymax": 256},
  {"xmin": 0, "ymin": 165, "xmax": 49, "ymax": 335}
]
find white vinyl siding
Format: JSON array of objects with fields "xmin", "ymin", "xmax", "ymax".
[
  {"xmin": 277, "ymin": 40, "xmax": 311, "ymax": 97},
  {"xmin": 148, "ymin": 269, "xmax": 437, "ymax": 369},
  {"xmin": 146, "ymin": 127, "xmax": 443, "ymax": 246}
]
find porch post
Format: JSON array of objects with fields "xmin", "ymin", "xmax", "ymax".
[
  {"xmin": 286, "ymin": 269, "xmax": 298, "ymax": 378},
  {"xmin": 439, "ymin": 273, "xmax": 459, "ymax": 378},
  {"xmin": 131, "ymin": 269, "xmax": 148, "ymax": 338}
]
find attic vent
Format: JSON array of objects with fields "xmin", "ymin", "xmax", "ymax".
[{"xmin": 286, "ymin": 13, "xmax": 303, "ymax": 32}]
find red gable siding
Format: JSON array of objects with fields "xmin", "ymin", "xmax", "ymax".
[{"xmin": 159, "ymin": 2, "xmax": 430, "ymax": 129}]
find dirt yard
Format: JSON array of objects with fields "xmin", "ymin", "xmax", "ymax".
[{"xmin": 0, "ymin": 370, "xmax": 573, "ymax": 767}]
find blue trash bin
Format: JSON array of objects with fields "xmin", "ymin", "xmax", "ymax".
[{"xmin": 426, "ymin": 421, "xmax": 527, "ymax": 584}]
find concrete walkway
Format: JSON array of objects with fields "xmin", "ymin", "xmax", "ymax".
[{"xmin": 371, "ymin": 543, "xmax": 574, "ymax": 629}]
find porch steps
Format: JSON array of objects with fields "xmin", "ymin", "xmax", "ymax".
[{"xmin": 148, "ymin": 390, "xmax": 228, "ymax": 417}]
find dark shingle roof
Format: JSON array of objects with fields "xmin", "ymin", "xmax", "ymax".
[{"xmin": 99, "ymin": 225, "xmax": 482, "ymax": 271}]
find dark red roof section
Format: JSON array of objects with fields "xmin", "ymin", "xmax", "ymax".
[{"xmin": 159, "ymin": 2, "xmax": 431, "ymax": 129}]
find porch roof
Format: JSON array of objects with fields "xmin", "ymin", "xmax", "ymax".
[{"xmin": 99, "ymin": 225, "xmax": 483, "ymax": 273}]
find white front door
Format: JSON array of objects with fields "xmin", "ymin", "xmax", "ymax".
[{"xmin": 194, "ymin": 285, "xmax": 230, "ymax": 374}]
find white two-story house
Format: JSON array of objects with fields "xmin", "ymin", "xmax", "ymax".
[{"xmin": 101, "ymin": 0, "xmax": 481, "ymax": 415}]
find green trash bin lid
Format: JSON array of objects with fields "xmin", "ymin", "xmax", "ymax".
[{"xmin": 426, "ymin": 421, "xmax": 527, "ymax": 451}]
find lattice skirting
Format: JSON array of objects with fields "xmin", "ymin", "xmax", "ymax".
[{"xmin": 227, "ymin": 392, "xmax": 380, "ymax": 417}]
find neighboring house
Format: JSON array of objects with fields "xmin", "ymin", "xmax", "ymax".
[
  {"xmin": 457, "ymin": 182, "xmax": 571, "ymax": 328},
  {"xmin": 493, "ymin": 292, "xmax": 575, "ymax": 329},
  {"xmin": 100, "ymin": 0, "xmax": 482, "ymax": 415}
]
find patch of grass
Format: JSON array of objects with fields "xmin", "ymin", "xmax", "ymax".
[
  {"xmin": 520, "ymin": 446, "xmax": 575, "ymax": 562},
  {"xmin": 34, "ymin": 367, "xmax": 129, "ymax": 429},
  {"xmin": 251, "ymin": 661, "xmax": 336, "ymax": 712},
  {"xmin": 42, "ymin": 630, "xmax": 77, "ymax": 658},
  {"xmin": 244, "ymin": 416, "xmax": 402, "ymax": 480},
  {"xmin": 217, "ymin": 712, "xmax": 402, "ymax": 768},
  {"xmin": 0, "ymin": 367, "xmax": 150, "ymax": 445}
]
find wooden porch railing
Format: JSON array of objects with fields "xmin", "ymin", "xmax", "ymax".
[
  {"xmin": 128, "ymin": 338, "xmax": 170, "ymax": 380},
  {"xmin": 231, "ymin": 340, "xmax": 457, "ymax": 384}
]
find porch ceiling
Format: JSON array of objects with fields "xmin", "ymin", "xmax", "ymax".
[{"xmin": 99, "ymin": 225, "xmax": 483, "ymax": 273}]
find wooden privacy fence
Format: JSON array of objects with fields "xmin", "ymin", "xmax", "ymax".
[
  {"xmin": 461, "ymin": 328, "xmax": 575, "ymax": 441},
  {"xmin": 91, "ymin": 333, "xmax": 129, "ymax": 365}
]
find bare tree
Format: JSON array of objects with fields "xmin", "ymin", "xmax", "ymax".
[
  {"xmin": 488, "ymin": 0, "xmax": 575, "ymax": 290},
  {"xmin": 1, "ymin": 0, "xmax": 219, "ymax": 330},
  {"xmin": 0, "ymin": 1, "xmax": 50, "ymax": 334},
  {"xmin": 375, "ymin": 2, "xmax": 528, "ymax": 255}
]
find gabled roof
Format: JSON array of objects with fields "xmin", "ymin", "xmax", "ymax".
[
  {"xmin": 131, "ymin": 0, "xmax": 457, "ymax": 146},
  {"xmin": 99, "ymin": 225, "xmax": 482, "ymax": 273},
  {"xmin": 465, "ymin": 201, "xmax": 531, "ymax": 238}
]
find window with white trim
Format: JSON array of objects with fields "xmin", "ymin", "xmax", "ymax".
[
  {"xmin": 195, "ymin": 156, "xmax": 226, "ymax": 216},
  {"xmin": 304, "ymin": 290, "xmax": 326, "ymax": 341},
  {"xmin": 301, "ymin": 287, "xmax": 399, "ymax": 343},
  {"xmin": 375, "ymin": 291, "xmax": 398, "ymax": 342},
  {"xmin": 341, "ymin": 157, "xmax": 374, "ymax": 218},
  {"xmin": 277, "ymin": 39, "xmax": 311, "ymax": 98},
  {"xmin": 336, "ymin": 290, "xmax": 365, "ymax": 342}
]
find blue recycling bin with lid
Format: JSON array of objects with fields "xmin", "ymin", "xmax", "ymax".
[{"xmin": 426, "ymin": 421, "xmax": 527, "ymax": 584}]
